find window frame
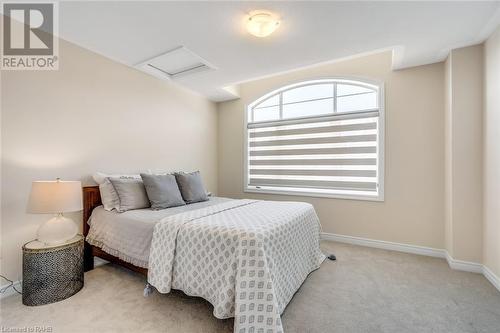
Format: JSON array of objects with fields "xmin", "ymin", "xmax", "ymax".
[{"xmin": 243, "ymin": 77, "xmax": 385, "ymax": 202}]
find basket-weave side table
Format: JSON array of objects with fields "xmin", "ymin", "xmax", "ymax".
[{"xmin": 22, "ymin": 235, "xmax": 84, "ymax": 306}]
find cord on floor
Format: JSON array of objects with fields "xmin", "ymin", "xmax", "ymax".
[{"xmin": 0, "ymin": 274, "xmax": 22, "ymax": 295}]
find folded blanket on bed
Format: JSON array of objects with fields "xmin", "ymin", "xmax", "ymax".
[{"xmin": 148, "ymin": 199, "xmax": 325, "ymax": 333}]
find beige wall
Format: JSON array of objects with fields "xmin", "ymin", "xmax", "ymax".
[
  {"xmin": 444, "ymin": 45, "xmax": 484, "ymax": 263},
  {"xmin": 1, "ymin": 39, "xmax": 218, "ymax": 281},
  {"xmin": 483, "ymin": 25, "xmax": 500, "ymax": 277},
  {"xmin": 218, "ymin": 52, "xmax": 445, "ymax": 250}
]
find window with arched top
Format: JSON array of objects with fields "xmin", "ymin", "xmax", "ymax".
[{"xmin": 245, "ymin": 78, "xmax": 384, "ymax": 201}]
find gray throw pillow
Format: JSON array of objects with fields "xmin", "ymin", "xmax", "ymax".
[
  {"xmin": 108, "ymin": 178, "xmax": 150, "ymax": 212},
  {"xmin": 175, "ymin": 171, "xmax": 209, "ymax": 204},
  {"xmin": 140, "ymin": 173, "xmax": 185, "ymax": 210}
]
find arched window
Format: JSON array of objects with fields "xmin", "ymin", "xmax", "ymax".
[{"xmin": 245, "ymin": 78, "xmax": 384, "ymax": 200}]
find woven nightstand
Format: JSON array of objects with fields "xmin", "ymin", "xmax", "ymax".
[{"xmin": 22, "ymin": 235, "xmax": 84, "ymax": 306}]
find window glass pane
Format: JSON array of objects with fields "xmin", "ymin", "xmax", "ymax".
[
  {"xmin": 283, "ymin": 84, "xmax": 333, "ymax": 104},
  {"xmin": 246, "ymin": 79, "xmax": 383, "ymax": 200},
  {"xmin": 337, "ymin": 84, "xmax": 373, "ymax": 97},
  {"xmin": 282, "ymin": 98, "xmax": 333, "ymax": 119},
  {"xmin": 337, "ymin": 92, "xmax": 377, "ymax": 113},
  {"xmin": 253, "ymin": 106, "xmax": 280, "ymax": 122},
  {"xmin": 255, "ymin": 94, "xmax": 279, "ymax": 108}
]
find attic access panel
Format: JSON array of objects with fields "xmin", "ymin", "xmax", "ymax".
[{"xmin": 137, "ymin": 46, "xmax": 215, "ymax": 79}]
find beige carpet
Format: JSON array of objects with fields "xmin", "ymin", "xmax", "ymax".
[{"xmin": 1, "ymin": 241, "xmax": 500, "ymax": 333}]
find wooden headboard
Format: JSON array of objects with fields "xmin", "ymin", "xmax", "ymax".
[{"xmin": 82, "ymin": 186, "xmax": 101, "ymax": 237}]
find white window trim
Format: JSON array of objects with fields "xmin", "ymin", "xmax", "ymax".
[{"xmin": 243, "ymin": 77, "xmax": 385, "ymax": 202}]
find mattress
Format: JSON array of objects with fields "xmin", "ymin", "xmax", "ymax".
[{"xmin": 86, "ymin": 196, "xmax": 232, "ymax": 267}]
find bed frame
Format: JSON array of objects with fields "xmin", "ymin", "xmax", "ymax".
[{"xmin": 82, "ymin": 186, "xmax": 148, "ymax": 276}]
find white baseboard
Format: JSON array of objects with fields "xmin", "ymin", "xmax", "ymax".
[
  {"xmin": 483, "ymin": 266, "xmax": 500, "ymax": 292},
  {"xmin": 321, "ymin": 232, "xmax": 499, "ymax": 292},
  {"xmin": 321, "ymin": 232, "xmax": 445, "ymax": 258},
  {"xmin": 445, "ymin": 252, "xmax": 483, "ymax": 273},
  {"xmin": 0, "ymin": 280, "xmax": 22, "ymax": 299}
]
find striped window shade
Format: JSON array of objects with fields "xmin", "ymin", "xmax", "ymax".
[{"xmin": 245, "ymin": 79, "xmax": 384, "ymax": 201}]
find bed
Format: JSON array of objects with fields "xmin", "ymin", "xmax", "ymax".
[{"xmin": 83, "ymin": 186, "xmax": 325, "ymax": 333}]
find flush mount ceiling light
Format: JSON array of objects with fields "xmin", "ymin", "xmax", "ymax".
[{"xmin": 246, "ymin": 11, "xmax": 280, "ymax": 38}]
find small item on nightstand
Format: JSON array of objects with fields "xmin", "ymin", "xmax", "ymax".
[
  {"xmin": 22, "ymin": 235, "xmax": 84, "ymax": 306},
  {"xmin": 328, "ymin": 254, "xmax": 337, "ymax": 261}
]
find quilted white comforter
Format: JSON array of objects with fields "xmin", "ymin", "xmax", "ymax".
[{"xmin": 148, "ymin": 199, "xmax": 325, "ymax": 333}]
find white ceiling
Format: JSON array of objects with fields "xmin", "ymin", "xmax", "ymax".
[{"xmin": 58, "ymin": 1, "xmax": 500, "ymax": 101}]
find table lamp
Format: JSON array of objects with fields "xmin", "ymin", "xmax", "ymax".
[{"xmin": 27, "ymin": 179, "xmax": 83, "ymax": 245}]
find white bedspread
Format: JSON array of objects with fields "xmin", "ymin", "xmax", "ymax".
[{"xmin": 148, "ymin": 199, "xmax": 325, "ymax": 333}]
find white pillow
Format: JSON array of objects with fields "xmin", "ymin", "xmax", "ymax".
[
  {"xmin": 92, "ymin": 172, "xmax": 142, "ymax": 211},
  {"xmin": 92, "ymin": 171, "xmax": 152, "ymax": 184},
  {"xmin": 92, "ymin": 172, "xmax": 111, "ymax": 185}
]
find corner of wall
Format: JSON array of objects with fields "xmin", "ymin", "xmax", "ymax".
[
  {"xmin": 444, "ymin": 44, "xmax": 484, "ymax": 264},
  {"xmin": 482, "ymin": 24, "xmax": 500, "ymax": 279},
  {"xmin": 444, "ymin": 53, "xmax": 453, "ymax": 258}
]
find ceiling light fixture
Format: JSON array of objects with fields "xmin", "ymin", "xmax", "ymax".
[{"xmin": 246, "ymin": 11, "xmax": 280, "ymax": 38}]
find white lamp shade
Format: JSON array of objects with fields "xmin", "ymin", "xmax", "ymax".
[{"xmin": 28, "ymin": 180, "xmax": 83, "ymax": 214}]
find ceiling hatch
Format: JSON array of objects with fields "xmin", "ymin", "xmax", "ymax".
[{"xmin": 136, "ymin": 46, "xmax": 215, "ymax": 80}]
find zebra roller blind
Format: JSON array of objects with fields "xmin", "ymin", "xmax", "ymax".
[{"xmin": 246, "ymin": 79, "xmax": 384, "ymax": 200}]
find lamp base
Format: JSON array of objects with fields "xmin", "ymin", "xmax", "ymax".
[{"xmin": 37, "ymin": 214, "xmax": 78, "ymax": 245}]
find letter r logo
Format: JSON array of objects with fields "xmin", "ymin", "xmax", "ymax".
[{"xmin": 3, "ymin": 3, "xmax": 54, "ymax": 56}]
